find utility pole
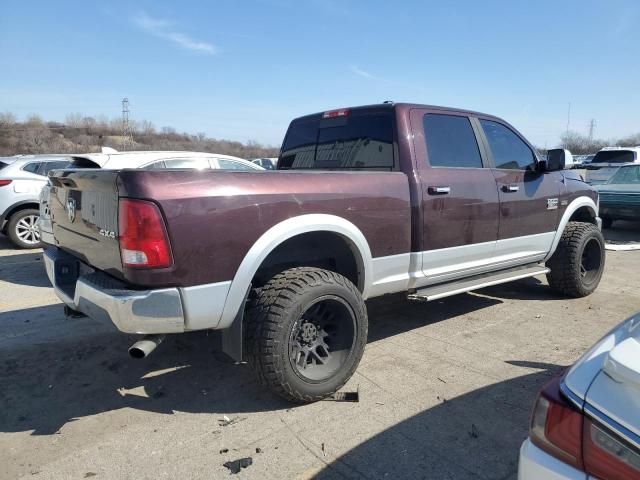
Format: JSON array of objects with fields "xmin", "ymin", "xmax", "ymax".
[
  {"xmin": 588, "ymin": 118, "xmax": 596, "ymax": 141},
  {"xmin": 121, "ymin": 97, "xmax": 134, "ymax": 150}
]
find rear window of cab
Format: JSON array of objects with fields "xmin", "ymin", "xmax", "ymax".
[
  {"xmin": 279, "ymin": 109, "xmax": 394, "ymax": 170},
  {"xmin": 592, "ymin": 150, "xmax": 636, "ymax": 164}
]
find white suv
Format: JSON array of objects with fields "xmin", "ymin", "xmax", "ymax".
[{"xmin": 0, "ymin": 155, "xmax": 71, "ymax": 248}]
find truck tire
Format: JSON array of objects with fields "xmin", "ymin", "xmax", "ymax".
[
  {"xmin": 245, "ymin": 267, "xmax": 368, "ymax": 403},
  {"xmin": 546, "ymin": 221, "xmax": 605, "ymax": 298},
  {"xmin": 7, "ymin": 209, "xmax": 43, "ymax": 249}
]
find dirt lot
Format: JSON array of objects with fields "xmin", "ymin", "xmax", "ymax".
[{"xmin": 1, "ymin": 224, "xmax": 639, "ymax": 480}]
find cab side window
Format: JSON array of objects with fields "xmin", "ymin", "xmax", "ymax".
[
  {"xmin": 423, "ymin": 114, "xmax": 483, "ymax": 168},
  {"xmin": 480, "ymin": 119, "xmax": 536, "ymax": 171}
]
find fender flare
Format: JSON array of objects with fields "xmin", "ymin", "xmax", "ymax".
[
  {"xmin": 544, "ymin": 196, "xmax": 598, "ymax": 261},
  {"xmin": 217, "ymin": 214, "xmax": 374, "ymax": 328}
]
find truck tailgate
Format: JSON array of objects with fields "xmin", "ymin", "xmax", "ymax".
[{"xmin": 49, "ymin": 170, "xmax": 122, "ymax": 275}]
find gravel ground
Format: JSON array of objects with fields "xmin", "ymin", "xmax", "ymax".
[{"xmin": 1, "ymin": 224, "xmax": 639, "ymax": 480}]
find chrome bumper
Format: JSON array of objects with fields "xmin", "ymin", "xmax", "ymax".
[{"xmin": 43, "ymin": 248, "xmax": 185, "ymax": 334}]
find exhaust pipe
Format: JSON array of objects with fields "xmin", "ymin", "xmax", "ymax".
[{"xmin": 128, "ymin": 335, "xmax": 165, "ymax": 359}]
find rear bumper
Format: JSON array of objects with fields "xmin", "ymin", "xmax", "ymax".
[
  {"xmin": 44, "ymin": 248, "xmax": 232, "ymax": 334},
  {"xmin": 518, "ymin": 439, "xmax": 587, "ymax": 480}
]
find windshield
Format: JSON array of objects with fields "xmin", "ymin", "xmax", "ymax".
[
  {"xmin": 279, "ymin": 108, "xmax": 394, "ymax": 170},
  {"xmin": 586, "ymin": 167, "xmax": 620, "ymax": 185},
  {"xmin": 591, "ymin": 150, "xmax": 636, "ymax": 164},
  {"xmin": 607, "ymin": 165, "xmax": 640, "ymax": 185}
]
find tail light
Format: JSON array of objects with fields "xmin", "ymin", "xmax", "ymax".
[
  {"xmin": 118, "ymin": 199, "xmax": 172, "ymax": 269},
  {"xmin": 529, "ymin": 377, "xmax": 584, "ymax": 470},
  {"xmin": 584, "ymin": 418, "xmax": 640, "ymax": 480},
  {"xmin": 323, "ymin": 108, "xmax": 349, "ymax": 118},
  {"xmin": 529, "ymin": 377, "xmax": 640, "ymax": 479},
  {"xmin": 0, "ymin": 179, "xmax": 12, "ymax": 187}
]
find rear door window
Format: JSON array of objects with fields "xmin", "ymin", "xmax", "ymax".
[
  {"xmin": 38, "ymin": 161, "xmax": 70, "ymax": 176},
  {"xmin": 591, "ymin": 150, "xmax": 636, "ymax": 164},
  {"xmin": 423, "ymin": 114, "xmax": 483, "ymax": 168},
  {"xmin": 480, "ymin": 119, "xmax": 536, "ymax": 171},
  {"xmin": 279, "ymin": 109, "xmax": 394, "ymax": 170},
  {"xmin": 22, "ymin": 162, "xmax": 42, "ymax": 174},
  {"xmin": 163, "ymin": 158, "xmax": 210, "ymax": 169},
  {"xmin": 217, "ymin": 159, "xmax": 256, "ymax": 171}
]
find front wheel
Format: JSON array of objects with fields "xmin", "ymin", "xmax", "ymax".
[
  {"xmin": 546, "ymin": 221, "xmax": 605, "ymax": 297},
  {"xmin": 245, "ymin": 267, "xmax": 368, "ymax": 403},
  {"xmin": 7, "ymin": 209, "xmax": 43, "ymax": 249}
]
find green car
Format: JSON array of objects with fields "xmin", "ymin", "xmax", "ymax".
[{"xmin": 596, "ymin": 164, "xmax": 640, "ymax": 228}]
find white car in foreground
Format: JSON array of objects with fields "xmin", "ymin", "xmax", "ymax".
[{"xmin": 519, "ymin": 311, "xmax": 640, "ymax": 479}]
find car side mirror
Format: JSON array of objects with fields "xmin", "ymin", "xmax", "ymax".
[{"xmin": 541, "ymin": 149, "xmax": 570, "ymax": 172}]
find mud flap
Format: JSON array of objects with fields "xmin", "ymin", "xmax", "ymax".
[{"xmin": 221, "ymin": 285, "xmax": 250, "ymax": 363}]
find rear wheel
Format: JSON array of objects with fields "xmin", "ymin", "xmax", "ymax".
[
  {"xmin": 546, "ymin": 221, "xmax": 605, "ymax": 297},
  {"xmin": 7, "ymin": 209, "xmax": 43, "ymax": 249},
  {"xmin": 245, "ymin": 267, "xmax": 368, "ymax": 403}
]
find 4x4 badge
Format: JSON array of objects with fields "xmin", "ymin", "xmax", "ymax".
[{"xmin": 66, "ymin": 198, "xmax": 76, "ymax": 222}]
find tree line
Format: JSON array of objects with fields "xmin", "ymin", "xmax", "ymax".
[
  {"xmin": 0, "ymin": 112, "xmax": 280, "ymax": 159},
  {"xmin": 552, "ymin": 130, "xmax": 640, "ymax": 155}
]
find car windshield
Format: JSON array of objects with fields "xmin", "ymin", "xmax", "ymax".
[
  {"xmin": 587, "ymin": 167, "xmax": 620, "ymax": 184},
  {"xmin": 591, "ymin": 150, "xmax": 636, "ymax": 164},
  {"xmin": 607, "ymin": 165, "xmax": 640, "ymax": 185}
]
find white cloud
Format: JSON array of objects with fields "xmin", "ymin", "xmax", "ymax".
[
  {"xmin": 133, "ymin": 11, "xmax": 217, "ymax": 55},
  {"xmin": 350, "ymin": 65, "xmax": 375, "ymax": 79}
]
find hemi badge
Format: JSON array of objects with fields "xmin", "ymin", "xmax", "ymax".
[{"xmin": 547, "ymin": 198, "xmax": 559, "ymax": 210}]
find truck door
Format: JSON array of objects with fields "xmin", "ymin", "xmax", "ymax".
[
  {"xmin": 477, "ymin": 118, "xmax": 561, "ymax": 262},
  {"xmin": 410, "ymin": 109, "xmax": 500, "ymax": 283}
]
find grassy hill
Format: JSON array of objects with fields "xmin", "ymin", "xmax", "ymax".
[{"xmin": 0, "ymin": 113, "xmax": 279, "ymax": 159}]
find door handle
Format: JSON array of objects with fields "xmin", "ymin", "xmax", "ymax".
[
  {"xmin": 502, "ymin": 184, "xmax": 519, "ymax": 193},
  {"xmin": 428, "ymin": 186, "xmax": 451, "ymax": 195}
]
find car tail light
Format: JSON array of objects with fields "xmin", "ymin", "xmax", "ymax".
[
  {"xmin": 0, "ymin": 179, "xmax": 12, "ymax": 187},
  {"xmin": 323, "ymin": 108, "xmax": 349, "ymax": 118},
  {"xmin": 118, "ymin": 199, "xmax": 172, "ymax": 269},
  {"xmin": 529, "ymin": 378, "xmax": 584, "ymax": 470},
  {"xmin": 529, "ymin": 377, "xmax": 640, "ymax": 479},
  {"xmin": 583, "ymin": 418, "xmax": 640, "ymax": 480}
]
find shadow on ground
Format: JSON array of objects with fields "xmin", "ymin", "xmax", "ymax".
[
  {"xmin": 0, "ymin": 239, "xmax": 48, "ymax": 288},
  {"xmin": 0, "ymin": 285, "xmax": 551, "ymax": 437},
  {"xmin": 603, "ymin": 220, "xmax": 640, "ymax": 245},
  {"xmin": 315, "ymin": 362, "xmax": 564, "ymax": 480}
]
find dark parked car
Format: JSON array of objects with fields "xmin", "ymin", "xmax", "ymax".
[
  {"xmin": 596, "ymin": 164, "xmax": 640, "ymax": 228},
  {"xmin": 42, "ymin": 103, "xmax": 605, "ymax": 402}
]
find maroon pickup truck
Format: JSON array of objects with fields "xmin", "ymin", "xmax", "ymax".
[{"xmin": 43, "ymin": 103, "xmax": 605, "ymax": 402}]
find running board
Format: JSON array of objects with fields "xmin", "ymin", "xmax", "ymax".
[{"xmin": 407, "ymin": 264, "xmax": 550, "ymax": 302}]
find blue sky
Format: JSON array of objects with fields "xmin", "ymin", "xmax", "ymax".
[{"xmin": 1, "ymin": 0, "xmax": 638, "ymax": 147}]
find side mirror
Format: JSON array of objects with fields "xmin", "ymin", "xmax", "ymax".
[{"xmin": 542, "ymin": 149, "xmax": 572, "ymax": 172}]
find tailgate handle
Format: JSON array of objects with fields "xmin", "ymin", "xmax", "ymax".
[
  {"xmin": 502, "ymin": 184, "xmax": 519, "ymax": 193},
  {"xmin": 428, "ymin": 186, "xmax": 451, "ymax": 195}
]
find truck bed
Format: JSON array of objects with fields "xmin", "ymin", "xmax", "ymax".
[{"xmin": 48, "ymin": 169, "xmax": 412, "ymax": 288}]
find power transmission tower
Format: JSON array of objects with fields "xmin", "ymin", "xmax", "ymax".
[
  {"xmin": 121, "ymin": 97, "xmax": 134, "ymax": 150},
  {"xmin": 588, "ymin": 119, "xmax": 596, "ymax": 141}
]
